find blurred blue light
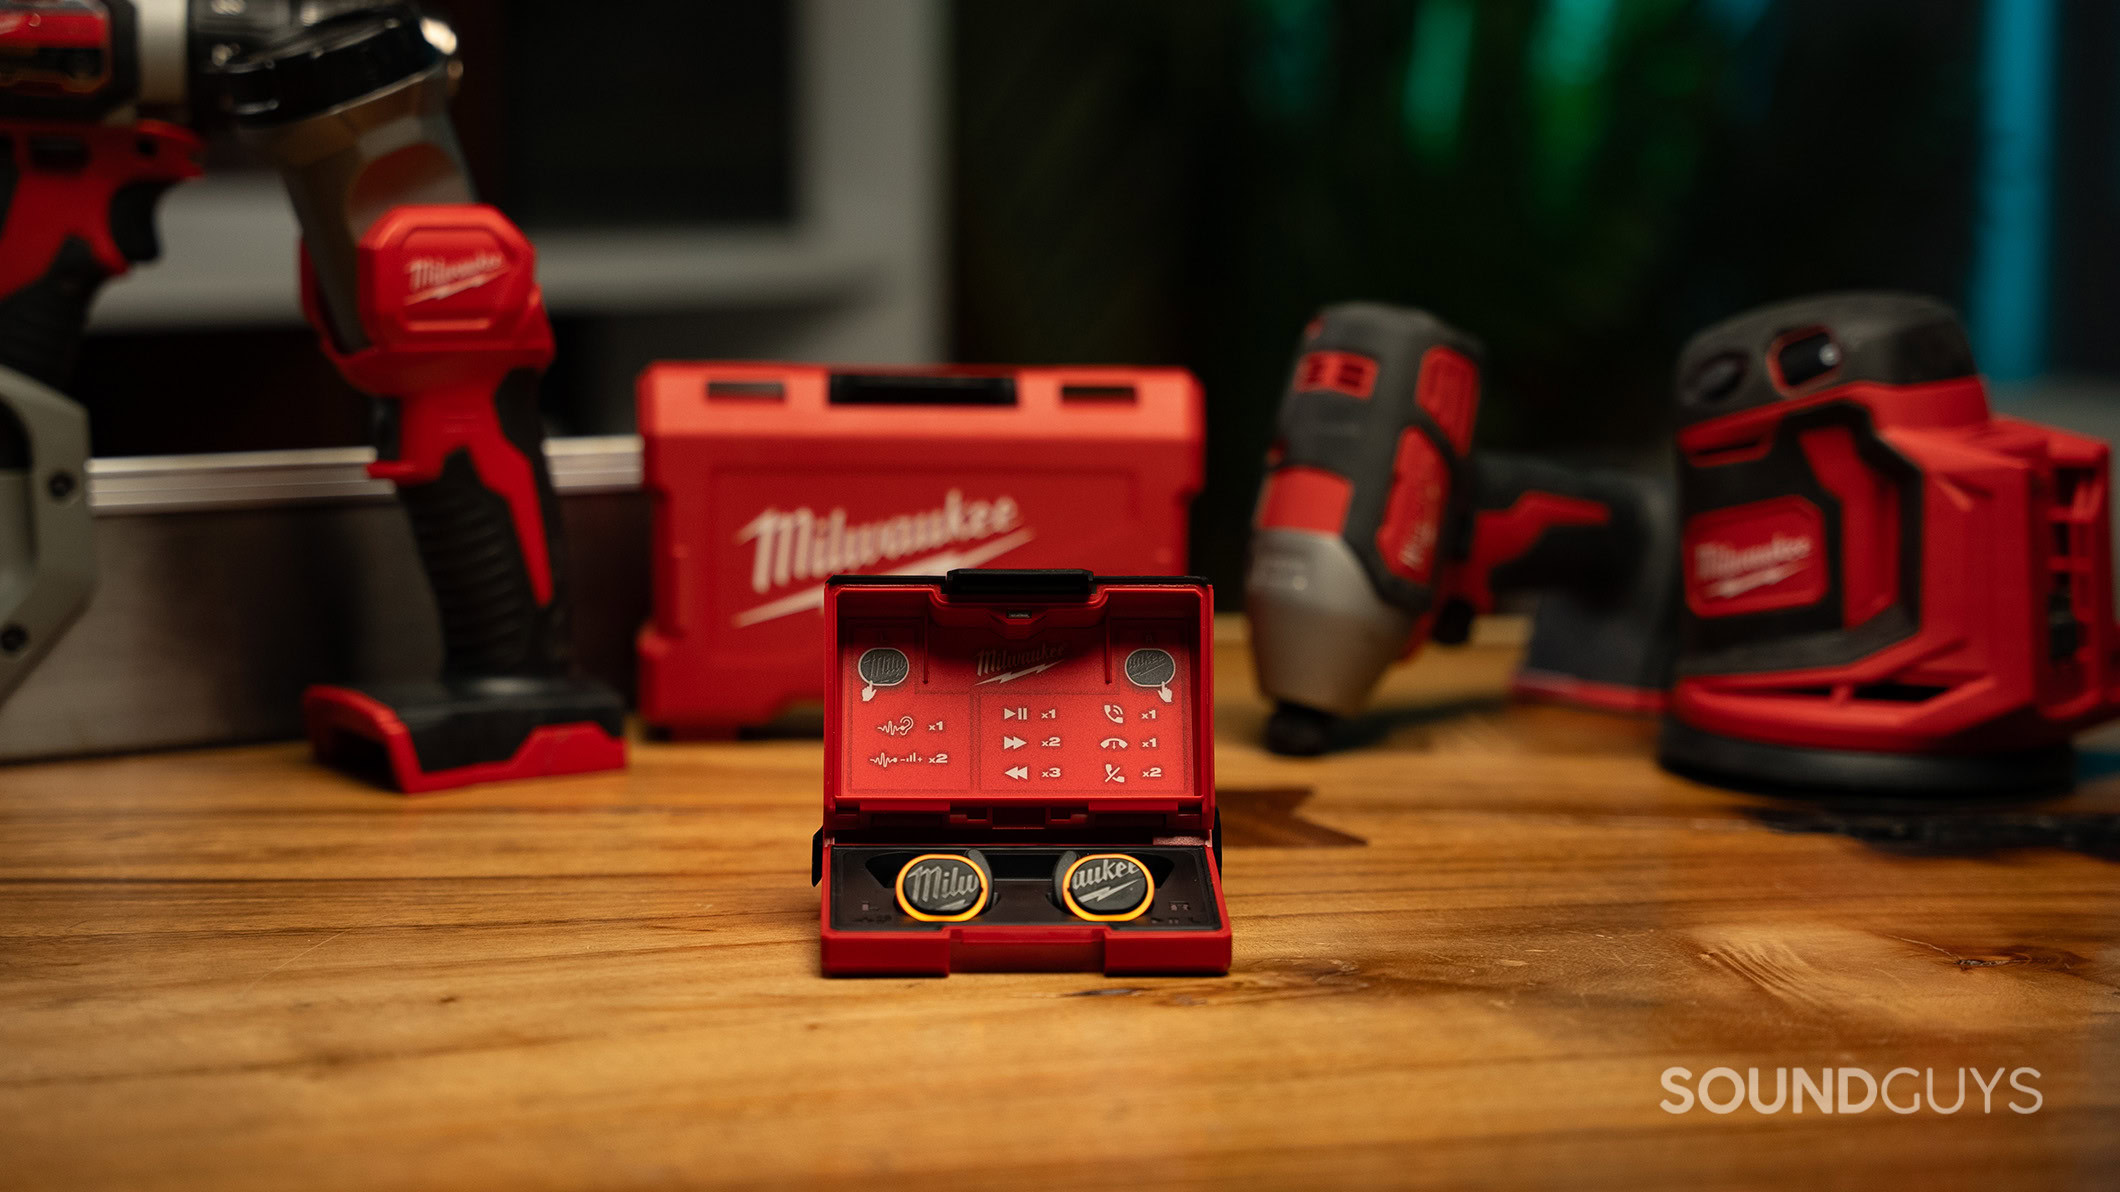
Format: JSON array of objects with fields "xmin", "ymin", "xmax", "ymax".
[
  {"xmin": 1249, "ymin": 0, "xmax": 1333, "ymax": 123},
  {"xmin": 1704, "ymin": 0, "xmax": 1772, "ymax": 40},
  {"xmin": 1967, "ymin": 0, "xmax": 2055, "ymax": 382}
]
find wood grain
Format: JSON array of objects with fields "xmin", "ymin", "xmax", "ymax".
[{"xmin": 2, "ymin": 620, "xmax": 2116, "ymax": 1190}]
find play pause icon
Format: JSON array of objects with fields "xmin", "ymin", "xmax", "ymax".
[
  {"xmin": 1006, "ymin": 766, "xmax": 1030, "ymax": 781},
  {"xmin": 1003, "ymin": 707, "xmax": 1026, "ymax": 720}
]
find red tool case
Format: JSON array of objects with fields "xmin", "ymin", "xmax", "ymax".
[
  {"xmin": 636, "ymin": 364, "xmax": 1203, "ymax": 733},
  {"xmin": 814, "ymin": 570, "xmax": 1230, "ymax": 977}
]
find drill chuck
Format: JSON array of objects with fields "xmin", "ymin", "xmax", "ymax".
[{"xmin": 0, "ymin": 0, "xmax": 384, "ymax": 122}]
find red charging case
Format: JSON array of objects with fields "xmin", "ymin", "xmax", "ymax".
[
  {"xmin": 815, "ymin": 570, "xmax": 1230, "ymax": 976},
  {"xmin": 636, "ymin": 365, "xmax": 1202, "ymax": 734}
]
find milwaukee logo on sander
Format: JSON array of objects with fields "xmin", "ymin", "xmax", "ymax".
[
  {"xmin": 732, "ymin": 490, "xmax": 1035, "ymax": 627},
  {"xmin": 1694, "ymin": 535, "xmax": 1813, "ymax": 599},
  {"xmin": 1683, "ymin": 497, "xmax": 1827, "ymax": 617}
]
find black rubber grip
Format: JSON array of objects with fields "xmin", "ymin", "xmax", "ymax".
[
  {"xmin": 0, "ymin": 161, "xmax": 176, "ymax": 389},
  {"xmin": 391, "ymin": 369, "xmax": 573, "ymax": 678},
  {"xmin": 110, "ymin": 179, "xmax": 177, "ymax": 264},
  {"xmin": 0, "ymin": 236, "xmax": 109, "ymax": 389}
]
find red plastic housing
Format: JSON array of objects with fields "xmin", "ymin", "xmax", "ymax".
[
  {"xmin": 0, "ymin": 2, "xmax": 115, "ymax": 96},
  {"xmin": 636, "ymin": 365, "xmax": 1203, "ymax": 733},
  {"xmin": 817, "ymin": 574, "xmax": 1230, "ymax": 977},
  {"xmin": 1673, "ymin": 377, "xmax": 2120, "ymax": 754},
  {"xmin": 302, "ymin": 204, "xmax": 560, "ymax": 601},
  {"xmin": 0, "ymin": 120, "xmax": 200, "ymax": 299}
]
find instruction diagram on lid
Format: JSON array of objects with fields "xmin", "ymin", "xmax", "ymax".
[{"xmin": 842, "ymin": 619, "xmax": 1193, "ymax": 795}]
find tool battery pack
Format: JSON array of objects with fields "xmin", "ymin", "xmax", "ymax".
[
  {"xmin": 814, "ymin": 570, "xmax": 1229, "ymax": 977},
  {"xmin": 637, "ymin": 365, "xmax": 1203, "ymax": 733}
]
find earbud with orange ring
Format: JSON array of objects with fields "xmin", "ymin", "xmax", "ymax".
[
  {"xmin": 893, "ymin": 850, "xmax": 991, "ymax": 922},
  {"xmin": 1053, "ymin": 851, "xmax": 1154, "ymax": 921}
]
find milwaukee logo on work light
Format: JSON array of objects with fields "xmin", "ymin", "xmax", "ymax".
[{"xmin": 404, "ymin": 252, "xmax": 509, "ymax": 304}]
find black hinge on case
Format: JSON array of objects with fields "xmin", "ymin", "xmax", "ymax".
[
  {"xmin": 829, "ymin": 373, "xmax": 1017, "ymax": 407},
  {"xmin": 941, "ymin": 568, "xmax": 1095, "ymax": 599}
]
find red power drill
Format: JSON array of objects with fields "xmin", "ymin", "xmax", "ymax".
[
  {"xmin": 212, "ymin": 6, "xmax": 625, "ymax": 792},
  {"xmin": 1661, "ymin": 293, "xmax": 2120, "ymax": 795},
  {"xmin": 0, "ymin": 0, "xmax": 390, "ymax": 385},
  {"xmin": 0, "ymin": 1, "xmax": 373, "ymax": 704},
  {"xmin": 1246, "ymin": 303, "xmax": 1678, "ymax": 755}
]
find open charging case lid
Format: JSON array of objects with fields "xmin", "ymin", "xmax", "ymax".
[{"xmin": 821, "ymin": 570, "xmax": 1216, "ymax": 841}]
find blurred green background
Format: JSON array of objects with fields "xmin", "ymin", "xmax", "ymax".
[{"xmin": 949, "ymin": 0, "xmax": 2043, "ymax": 592}]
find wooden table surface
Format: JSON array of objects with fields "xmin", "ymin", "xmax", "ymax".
[{"xmin": 3, "ymin": 621, "xmax": 2117, "ymax": 1190}]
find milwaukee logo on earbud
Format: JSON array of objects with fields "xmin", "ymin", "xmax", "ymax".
[
  {"xmin": 405, "ymin": 253, "xmax": 509, "ymax": 304},
  {"xmin": 1695, "ymin": 535, "xmax": 1814, "ymax": 599}
]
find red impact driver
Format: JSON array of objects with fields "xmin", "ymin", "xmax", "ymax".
[
  {"xmin": 217, "ymin": 6, "xmax": 625, "ymax": 792},
  {"xmin": 1661, "ymin": 293, "xmax": 2120, "ymax": 795},
  {"xmin": 1246, "ymin": 303, "xmax": 1678, "ymax": 756}
]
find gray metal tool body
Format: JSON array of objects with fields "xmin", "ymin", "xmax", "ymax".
[{"xmin": 0, "ymin": 365, "xmax": 94, "ymax": 703}]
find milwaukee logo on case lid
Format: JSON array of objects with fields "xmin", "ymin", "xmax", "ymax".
[{"xmin": 734, "ymin": 488, "xmax": 1030, "ymax": 626}]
